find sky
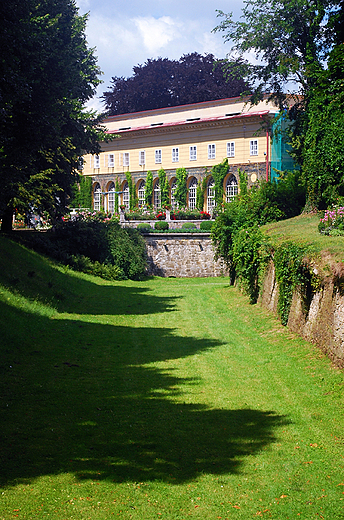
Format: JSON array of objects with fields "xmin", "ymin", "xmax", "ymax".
[{"xmin": 75, "ymin": 0, "xmax": 246, "ymax": 112}]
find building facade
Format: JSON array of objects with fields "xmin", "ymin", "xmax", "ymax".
[{"xmin": 81, "ymin": 95, "xmax": 290, "ymax": 213}]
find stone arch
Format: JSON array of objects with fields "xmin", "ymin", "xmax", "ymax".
[
  {"xmin": 106, "ymin": 181, "xmax": 116, "ymax": 213},
  {"xmin": 224, "ymin": 173, "xmax": 238, "ymax": 203}
]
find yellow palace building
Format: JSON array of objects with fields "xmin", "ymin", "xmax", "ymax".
[{"xmin": 81, "ymin": 95, "xmax": 293, "ymax": 212}]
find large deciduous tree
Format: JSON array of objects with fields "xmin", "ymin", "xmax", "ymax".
[
  {"xmin": 102, "ymin": 53, "xmax": 250, "ymax": 115},
  {"xmin": 0, "ymin": 0, "xmax": 106, "ymax": 231}
]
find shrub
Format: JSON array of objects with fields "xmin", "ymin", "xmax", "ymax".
[
  {"xmin": 181, "ymin": 222, "xmax": 197, "ymax": 229},
  {"xmin": 200, "ymin": 220, "xmax": 213, "ymax": 231},
  {"xmin": 137, "ymin": 223, "xmax": 152, "ymax": 231},
  {"xmin": 154, "ymin": 221, "xmax": 169, "ymax": 231}
]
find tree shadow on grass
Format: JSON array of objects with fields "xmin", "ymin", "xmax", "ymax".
[
  {"xmin": 0, "ymin": 298, "xmax": 288, "ymax": 488},
  {"xmin": 0, "ymin": 235, "xmax": 179, "ymax": 316}
]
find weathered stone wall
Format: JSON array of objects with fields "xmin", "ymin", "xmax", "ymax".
[
  {"xmin": 259, "ymin": 260, "xmax": 344, "ymax": 367},
  {"xmin": 144, "ymin": 233, "xmax": 227, "ymax": 278}
]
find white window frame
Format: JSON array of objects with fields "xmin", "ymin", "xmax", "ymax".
[
  {"xmin": 108, "ymin": 183, "xmax": 116, "ymax": 213},
  {"xmin": 226, "ymin": 175, "xmax": 238, "ymax": 202},
  {"xmin": 155, "ymin": 149, "xmax": 162, "ymax": 164},
  {"xmin": 207, "ymin": 177, "xmax": 215, "ymax": 213},
  {"xmin": 250, "ymin": 139, "xmax": 258, "ymax": 156},
  {"xmin": 172, "ymin": 147, "xmax": 179, "ymax": 163},
  {"xmin": 139, "ymin": 150, "xmax": 146, "ymax": 166},
  {"xmin": 93, "ymin": 183, "xmax": 101, "ymax": 211},
  {"xmin": 122, "ymin": 182, "xmax": 130, "ymax": 209},
  {"xmin": 227, "ymin": 142, "xmax": 235, "ymax": 158},
  {"xmin": 154, "ymin": 180, "xmax": 161, "ymax": 209},
  {"xmin": 170, "ymin": 180, "xmax": 177, "ymax": 209},
  {"xmin": 108, "ymin": 154, "xmax": 114, "ymax": 168},
  {"xmin": 138, "ymin": 180, "xmax": 145, "ymax": 208},
  {"xmin": 189, "ymin": 146, "xmax": 197, "ymax": 161},
  {"xmin": 208, "ymin": 144, "xmax": 216, "ymax": 160},
  {"xmin": 94, "ymin": 155, "xmax": 100, "ymax": 169},
  {"xmin": 123, "ymin": 152, "xmax": 130, "ymax": 167},
  {"xmin": 188, "ymin": 177, "xmax": 198, "ymax": 210}
]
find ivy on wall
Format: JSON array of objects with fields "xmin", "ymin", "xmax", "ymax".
[
  {"xmin": 174, "ymin": 167, "xmax": 188, "ymax": 208},
  {"xmin": 125, "ymin": 172, "xmax": 138, "ymax": 210},
  {"xmin": 70, "ymin": 174, "xmax": 93, "ymax": 209},
  {"xmin": 196, "ymin": 176, "xmax": 207, "ymax": 211},
  {"xmin": 211, "ymin": 159, "xmax": 229, "ymax": 207},
  {"xmin": 158, "ymin": 168, "xmax": 170, "ymax": 206},
  {"xmin": 145, "ymin": 170, "xmax": 153, "ymax": 206}
]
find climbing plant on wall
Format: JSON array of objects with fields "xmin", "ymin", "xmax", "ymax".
[
  {"xmin": 115, "ymin": 177, "xmax": 120, "ymax": 213},
  {"xmin": 196, "ymin": 176, "xmax": 207, "ymax": 211},
  {"xmin": 158, "ymin": 168, "xmax": 170, "ymax": 206},
  {"xmin": 174, "ymin": 167, "xmax": 188, "ymax": 208},
  {"xmin": 125, "ymin": 172, "xmax": 138, "ymax": 210},
  {"xmin": 145, "ymin": 170, "xmax": 153, "ymax": 206},
  {"xmin": 212, "ymin": 159, "xmax": 229, "ymax": 206}
]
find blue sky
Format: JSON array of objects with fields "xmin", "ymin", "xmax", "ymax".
[{"xmin": 75, "ymin": 0, "xmax": 246, "ymax": 111}]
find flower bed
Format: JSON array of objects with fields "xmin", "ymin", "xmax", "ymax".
[{"xmin": 318, "ymin": 206, "xmax": 344, "ymax": 236}]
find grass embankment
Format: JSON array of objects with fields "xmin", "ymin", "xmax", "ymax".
[
  {"xmin": 0, "ymin": 234, "xmax": 343, "ymax": 519},
  {"xmin": 262, "ymin": 213, "xmax": 344, "ymax": 265}
]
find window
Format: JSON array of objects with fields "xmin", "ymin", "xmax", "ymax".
[
  {"xmin": 108, "ymin": 154, "xmax": 114, "ymax": 168},
  {"xmin": 122, "ymin": 182, "xmax": 130, "ymax": 209},
  {"xmin": 94, "ymin": 155, "xmax": 100, "ymax": 169},
  {"xmin": 226, "ymin": 175, "xmax": 238, "ymax": 202},
  {"xmin": 227, "ymin": 142, "xmax": 235, "ymax": 158},
  {"xmin": 250, "ymin": 140, "xmax": 258, "ymax": 156},
  {"xmin": 139, "ymin": 150, "xmax": 145, "ymax": 166},
  {"xmin": 123, "ymin": 152, "xmax": 130, "ymax": 167},
  {"xmin": 208, "ymin": 144, "xmax": 216, "ymax": 160},
  {"xmin": 108, "ymin": 182, "xmax": 116, "ymax": 213},
  {"xmin": 155, "ymin": 149, "xmax": 162, "ymax": 164},
  {"xmin": 154, "ymin": 180, "xmax": 161, "ymax": 209},
  {"xmin": 207, "ymin": 177, "xmax": 215, "ymax": 213},
  {"xmin": 172, "ymin": 147, "xmax": 179, "ymax": 162},
  {"xmin": 93, "ymin": 183, "xmax": 101, "ymax": 211},
  {"xmin": 188, "ymin": 177, "xmax": 198, "ymax": 210},
  {"xmin": 189, "ymin": 146, "xmax": 197, "ymax": 161},
  {"xmin": 138, "ymin": 180, "xmax": 145, "ymax": 208},
  {"xmin": 170, "ymin": 180, "xmax": 177, "ymax": 209}
]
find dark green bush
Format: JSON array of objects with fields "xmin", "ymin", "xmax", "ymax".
[
  {"xmin": 200, "ymin": 220, "xmax": 213, "ymax": 231},
  {"xmin": 154, "ymin": 221, "xmax": 169, "ymax": 231},
  {"xmin": 181, "ymin": 222, "xmax": 197, "ymax": 229},
  {"xmin": 137, "ymin": 223, "xmax": 152, "ymax": 231}
]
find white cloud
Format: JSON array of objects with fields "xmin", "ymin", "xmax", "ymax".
[{"xmin": 133, "ymin": 16, "xmax": 182, "ymax": 54}]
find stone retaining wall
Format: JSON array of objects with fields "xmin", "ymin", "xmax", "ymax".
[{"xmin": 144, "ymin": 233, "xmax": 227, "ymax": 278}]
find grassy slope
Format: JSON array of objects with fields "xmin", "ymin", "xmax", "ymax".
[
  {"xmin": 0, "ymin": 234, "xmax": 343, "ymax": 519},
  {"xmin": 262, "ymin": 213, "xmax": 344, "ymax": 265}
]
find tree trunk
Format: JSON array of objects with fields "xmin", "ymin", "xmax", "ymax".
[{"xmin": 1, "ymin": 206, "xmax": 14, "ymax": 233}]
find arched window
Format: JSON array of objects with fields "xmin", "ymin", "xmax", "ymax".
[
  {"xmin": 207, "ymin": 177, "xmax": 215, "ymax": 213},
  {"xmin": 226, "ymin": 175, "xmax": 238, "ymax": 202},
  {"xmin": 138, "ymin": 180, "xmax": 145, "ymax": 208},
  {"xmin": 188, "ymin": 177, "xmax": 198, "ymax": 210},
  {"xmin": 108, "ymin": 182, "xmax": 116, "ymax": 213},
  {"xmin": 154, "ymin": 180, "xmax": 161, "ymax": 209},
  {"xmin": 170, "ymin": 180, "xmax": 177, "ymax": 209},
  {"xmin": 93, "ymin": 183, "xmax": 101, "ymax": 211},
  {"xmin": 122, "ymin": 182, "xmax": 130, "ymax": 210}
]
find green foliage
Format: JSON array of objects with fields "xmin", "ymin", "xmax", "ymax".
[
  {"xmin": 200, "ymin": 220, "xmax": 213, "ymax": 231},
  {"xmin": 181, "ymin": 222, "xmax": 197, "ymax": 229},
  {"xmin": 232, "ymin": 226, "xmax": 270, "ymax": 303},
  {"xmin": 212, "ymin": 159, "xmax": 229, "ymax": 206},
  {"xmin": 196, "ymin": 177, "xmax": 207, "ymax": 211},
  {"xmin": 158, "ymin": 169, "xmax": 170, "ymax": 207},
  {"xmin": 70, "ymin": 175, "xmax": 93, "ymax": 209},
  {"xmin": 154, "ymin": 221, "xmax": 169, "ymax": 231},
  {"xmin": 114, "ymin": 178, "xmax": 120, "ymax": 214},
  {"xmin": 301, "ymin": 44, "xmax": 344, "ymax": 209},
  {"xmin": 0, "ymin": 0, "xmax": 106, "ymax": 231},
  {"xmin": 125, "ymin": 172, "xmax": 138, "ymax": 210},
  {"xmin": 145, "ymin": 171, "xmax": 153, "ymax": 206},
  {"xmin": 137, "ymin": 223, "xmax": 152, "ymax": 231},
  {"xmin": 238, "ymin": 169, "xmax": 248, "ymax": 197},
  {"xmin": 174, "ymin": 168, "xmax": 188, "ymax": 208},
  {"xmin": 67, "ymin": 255, "xmax": 124, "ymax": 280},
  {"xmin": 274, "ymin": 242, "xmax": 310, "ymax": 325}
]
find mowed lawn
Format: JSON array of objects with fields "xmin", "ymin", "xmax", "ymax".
[{"xmin": 0, "ymin": 237, "xmax": 343, "ymax": 519}]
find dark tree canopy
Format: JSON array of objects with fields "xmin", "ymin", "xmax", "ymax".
[
  {"xmin": 102, "ymin": 53, "xmax": 250, "ymax": 115},
  {"xmin": 0, "ymin": 0, "xmax": 106, "ymax": 231}
]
